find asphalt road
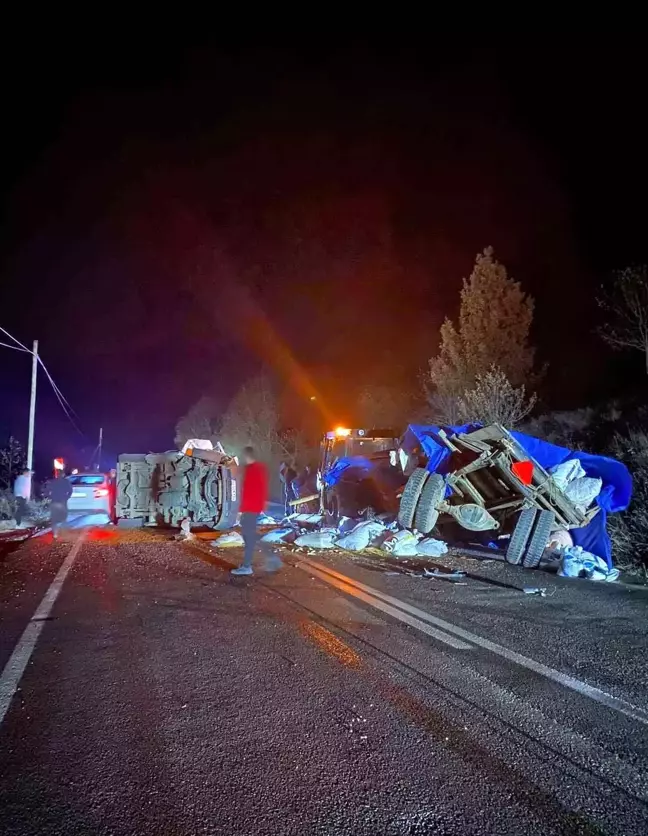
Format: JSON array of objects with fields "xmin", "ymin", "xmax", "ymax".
[{"xmin": 0, "ymin": 525, "xmax": 647, "ymax": 835}]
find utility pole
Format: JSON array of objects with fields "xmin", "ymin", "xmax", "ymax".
[
  {"xmin": 26, "ymin": 340, "xmax": 38, "ymax": 483},
  {"xmin": 97, "ymin": 427, "xmax": 103, "ymax": 471}
]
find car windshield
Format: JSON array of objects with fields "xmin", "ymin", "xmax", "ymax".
[{"xmin": 68, "ymin": 474, "xmax": 106, "ymax": 485}]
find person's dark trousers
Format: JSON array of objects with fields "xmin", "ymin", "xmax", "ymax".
[
  {"xmin": 240, "ymin": 512, "xmax": 282, "ymax": 572},
  {"xmin": 241, "ymin": 512, "xmax": 261, "ymax": 569},
  {"xmin": 284, "ymin": 483, "xmax": 297, "ymax": 517},
  {"xmin": 15, "ymin": 497, "xmax": 27, "ymax": 526}
]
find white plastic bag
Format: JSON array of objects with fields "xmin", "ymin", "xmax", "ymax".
[
  {"xmin": 295, "ymin": 529, "xmax": 338, "ymax": 549},
  {"xmin": 564, "ymin": 476, "xmax": 602, "ymax": 509},
  {"xmin": 382, "ymin": 529, "xmax": 420, "ymax": 557},
  {"xmin": 261, "ymin": 527, "xmax": 295, "ymax": 544},
  {"xmin": 416, "ymin": 537, "xmax": 449, "ymax": 557},
  {"xmin": 258, "ymin": 512, "xmax": 279, "ymax": 525},
  {"xmin": 336, "ymin": 516, "xmax": 356, "ymax": 535},
  {"xmin": 550, "ymin": 459, "xmax": 586, "ymax": 491},
  {"xmin": 212, "ymin": 531, "xmax": 245, "ymax": 548},
  {"xmin": 336, "ymin": 520, "xmax": 386, "ymax": 552},
  {"xmin": 557, "ymin": 545, "xmax": 617, "ymax": 581}
]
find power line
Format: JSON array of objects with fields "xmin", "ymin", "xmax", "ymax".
[
  {"xmin": 36, "ymin": 356, "xmax": 84, "ymax": 437},
  {"xmin": 0, "ymin": 341, "xmax": 30, "ymax": 353},
  {"xmin": 37, "ymin": 356, "xmax": 78, "ymax": 417},
  {"xmin": 0, "ymin": 326, "xmax": 30, "ymax": 352},
  {"xmin": 1, "ymin": 323, "xmax": 85, "ymax": 439}
]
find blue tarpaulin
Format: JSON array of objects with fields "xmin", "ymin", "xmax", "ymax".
[
  {"xmin": 323, "ymin": 456, "xmax": 376, "ymax": 487},
  {"xmin": 402, "ymin": 424, "xmax": 633, "ymax": 568}
]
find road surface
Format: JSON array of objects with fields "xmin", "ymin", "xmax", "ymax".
[{"xmin": 1, "ymin": 524, "xmax": 647, "ymax": 835}]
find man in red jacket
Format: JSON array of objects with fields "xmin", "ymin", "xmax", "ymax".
[{"xmin": 231, "ymin": 446, "xmax": 282, "ymax": 576}]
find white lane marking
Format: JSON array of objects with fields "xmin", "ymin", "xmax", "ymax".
[
  {"xmin": 0, "ymin": 535, "xmax": 85, "ymax": 727},
  {"xmin": 300, "ymin": 556, "xmax": 648, "ymax": 727},
  {"xmin": 298, "ymin": 564, "xmax": 473, "ymax": 651}
]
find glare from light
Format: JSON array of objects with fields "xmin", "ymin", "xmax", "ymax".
[{"xmin": 335, "ymin": 427, "xmax": 351, "ymax": 437}]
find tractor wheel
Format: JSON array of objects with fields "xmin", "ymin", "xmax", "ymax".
[
  {"xmin": 523, "ymin": 510, "xmax": 555, "ymax": 569},
  {"xmin": 397, "ymin": 468, "xmax": 429, "ymax": 529},
  {"xmin": 506, "ymin": 508, "xmax": 537, "ymax": 565},
  {"xmin": 414, "ymin": 474, "xmax": 445, "ymax": 534}
]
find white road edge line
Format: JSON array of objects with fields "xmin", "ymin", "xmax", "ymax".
[
  {"xmin": 298, "ymin": 563, "xmax": 473, "ymax": 651},
  {"xmin": 300, "ymin": 556, "xmax": 648, "ymax": 727},
  {"xmin": 0, "ymin": 535, "xmax": 85, "ymax": 727}
]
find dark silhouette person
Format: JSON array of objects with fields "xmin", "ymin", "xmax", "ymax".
[
  {"xmin": 279, "ymin": 460, "xmax": 297, "ymax": 516},
  {"xmin": 45, "ymin": 475, "xmax": 73, "ymax": 539}
]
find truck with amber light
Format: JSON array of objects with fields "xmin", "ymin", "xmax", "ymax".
[{"xmin": 317, "ymin": 427, "xmax": 403, "ymax": 519}]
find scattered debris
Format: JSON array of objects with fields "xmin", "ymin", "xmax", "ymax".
[
  {"xmin": 176, "ymin": 518, "xmax": 194, "ymax": 541},
  {"xmin": 381, "ymin": 530, "xmax": 420, "ymax": 557},
  {"xmin": 261, "ymin": 527, "xmax": 296, "ymax": 544},
  {"xmin": 294, "ymin": 529, "xmax": 338, "ymax": 549},
  {"xmin": 557, "ymin": 546, "xmax": 620, "ymax": 582},
  {"xmin": 258, "ymin": 512, "xmax": 280, "ymax": 526},
  {"xmin": 522, "ymin": 586, "xmax": 547, "ymax": 596},
  {"xmin": 211, "ymin": 531, "xmax": 245, "ymax": 548},
  {"xmin": 423, "ymin": 568, "xmax": 466, "ymax": 580},
  {"xmin": 336, "ymin": 520, "xmax": 387, "ymax": 552},
  {"xmin": 416, "ymin": 537, "xmax": 449, "ymax": 557}
]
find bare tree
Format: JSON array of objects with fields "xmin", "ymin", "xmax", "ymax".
[
  {"xmin": 174, "ymin": 396, "xmax": 219, "ymax": 448},
  {"xmin": 456, "ymin": 366, "xmax": 537, "ymax": 427},
  {"xmin": 597, "ymin": 265, "xmax": 648, "ymax": 373},
  {"xmin": 356, "ymin": 384, "xmax": 417, "ymax": 431}
]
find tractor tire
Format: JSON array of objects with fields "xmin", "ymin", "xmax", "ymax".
[
  {"xmin": 506, "ymin": 508, "xmax": 537, "ymax": 565},
  {"xmin": 414, "ymin": 474, "xmax": 445, "ymax": 534},
  {"xmin": 523, "ymin": 510, "xmax": 555, "ymax": 569},
  {"xmin": 398, "ymin": 468, "xmax": 429, "ymax": 529}
]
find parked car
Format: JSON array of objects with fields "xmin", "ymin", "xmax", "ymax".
[{"xmin": 67, "ymin": 472, "xmax": 114, "ymax": 516}]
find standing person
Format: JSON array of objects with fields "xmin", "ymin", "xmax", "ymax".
[
  {"xmin": 13, "ymin": 468, "xmax": 32, "ymax": 527},
  {"xmin": 231, "ymin": 446, "xmax": 282, "ymax": 576},
  {"xmin": 279, "ymin": 460, "xmax": 297, "ymax": 517},
  {"xmin": 44, "ymin": 474, "xmax": 73, "ymax": 539}
]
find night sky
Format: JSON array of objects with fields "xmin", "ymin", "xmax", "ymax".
[{"xmin": 1, "ymin": 35, "xmax": 646, "ymax": 474}]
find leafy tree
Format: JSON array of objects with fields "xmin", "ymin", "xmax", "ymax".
[
  {"xmin": 0, "ymin": 437, "xmax": 26, "ymax": 490},
  {"xmin": 429, "ymin": 247, "xmax": 536, "ymax": 397},
  {"xmin": 456, "ymin": 366, "xmax": 537, "ymax": 427},
  {"xmin": 597, "ymin": 265, "xmax": 648, "ymax": 373}
]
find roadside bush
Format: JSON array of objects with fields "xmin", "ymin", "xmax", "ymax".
[
  {"xmin": 27, "ymin": 498, "xmax": 50, "ymax": 525},
  {"xmin": 606, "ymin": 431, "xmax": 648, "ymax": 574},
  {"xmin": 0, "ymin": 489, "xmax": 17, "ymax": 521},
  {"xmin": 521, "ymin": 408, "xmax": 594, "ymax": 450},
  {"xmin": 0, "ymin": 490, "xmax": 49, "ymax": 526},
  {"xmin": 456, "ymin": 367, "xmax": 537, "ymax": 428}
]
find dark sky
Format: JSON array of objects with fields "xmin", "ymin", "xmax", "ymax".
[{"xmin": 1, "ymin": 35, "xmax": 646, "ymax": 473}]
